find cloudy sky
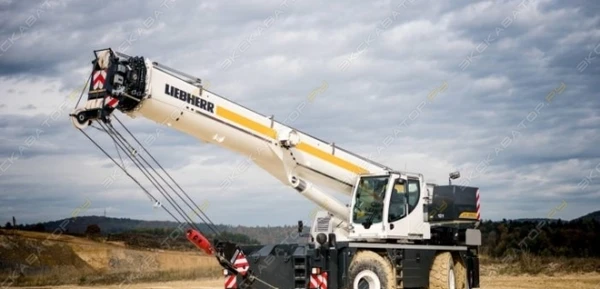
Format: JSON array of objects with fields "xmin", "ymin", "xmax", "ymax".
[{"xmin": 0, "ymin": 0, "xmax": 598, "ymax": 227}]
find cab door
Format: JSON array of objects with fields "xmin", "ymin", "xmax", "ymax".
[
  {"xmin": 384, "ymin": 176, "xmax": 424, "ymax": 239},
  {"xmin": 349, "ymin": 174, "xmax": 394, "ymax": 239}
]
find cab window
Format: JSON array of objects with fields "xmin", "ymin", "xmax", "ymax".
[
  {"xmin": 407, "ymin": 179, "xmax": 420, "ymax": 213},
  {"xmin": 387, "ymin": 178, "xmax": 421, "ymax": 222},
  {"xmin": 388, "ymin": 180, "xmax": 407, "ymax": 222}
]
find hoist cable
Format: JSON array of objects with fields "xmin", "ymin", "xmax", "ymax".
[
  {"xmin": 75, "ymin": 74, "xmax": 91, "ymax": 109},
  {"xmin": 98, "ymin": 121, "xmax": 200, "ymax": 232},
  {"xmin": 106, "ymin": 120, "xmax": 215, "ymax": 234},
  {"xmin": 112, "ymin": 115, "xmax": 225, "ymax": 239},
  {"xmin": 97, "ymin": 121, "xmax": 192, "ymax": 227},
  {"xmin": 114, "ymin": 138, "xmax": 125, "ymax": 168},
  {"xmin": 106, "ymin": 122, "xmax": 210, "ymax": 231},
  {"xmin": 110, "ymin": 116, "xmax": 223, "ymax": 238},
  {"xmin": 101, "ymin": 121, "xmax": 202, "ymax": 232},
  {"xmin": 77, "ymin": 128, "xmax": 184, "ymax": 225}
]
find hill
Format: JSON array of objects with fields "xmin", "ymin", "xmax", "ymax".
[
  {"xmin": 13, "ymin": 215, "xmax": 307, "ymax": 245},
  {"xmin": 0, "ymin": 229, "xmax": 220, "ymax": 286},
  {"xmin": 574, "ymin": 210, "xmax": 600, "ymax": 222},
  {"xmin": 26, "ymin": 215, "xmax": 209, "ymax": 234},
  {"xmin": 511, "ymin": 218, "xmax": 562, "ymax": 223},
  {"xmin": 511, "ymin": 210, "xmax": 600, "ymax": 223}
]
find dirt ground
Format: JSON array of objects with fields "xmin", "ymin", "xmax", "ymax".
[
  {"xmin": 482, "ymin": 273, "xmax": 600, "ymax": 289},
  {"xmin": 15, "ymin": 274, "xmax": 600, "ymax": 289}
]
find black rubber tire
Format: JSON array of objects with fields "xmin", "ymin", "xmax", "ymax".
[
  {"xmin": 454, "ymin": 254, "xmax": 468, "ymax": 289},
  {"xmin": 346, "ymin": 250, "xmax": 395, "ymax": 289},
  {"xmin": 429, "ymin": 251, "xmax": 457, "ymax": 289}
]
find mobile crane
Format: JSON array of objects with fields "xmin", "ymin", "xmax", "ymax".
[{"xmin": 70, "ymin": 48, "xmax": 481, "ymax": 289}]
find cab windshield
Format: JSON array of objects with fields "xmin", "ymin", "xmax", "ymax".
[{"xmin": 352, "ymin": 176, "xmax": 389, "ymax": 226}]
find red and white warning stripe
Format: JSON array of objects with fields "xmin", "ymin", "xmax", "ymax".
[
  {"xmin": 309, "ymin": 272, "xmax": 328, "ymax": 289},
  {"xmin": 224, "ymin": 273, "xmax": 236, "ymax": 289},
  {"xmin": 224, "ymin": 249, "xmax": 250, "ymax": 289},
  {"xmin": 233, "ymin": 251, "xmax": 249, "ymax": 275},
  {"xmin": 105, "ymin": 96, "xmax": 119, "ymax": 108},
  {"xmin": 92, "ymin": 69, "xmax": 107, "ymax": 90},
  {"xmin": 476, "ymin": 189, "xmax": 481, "ymax": 220}
]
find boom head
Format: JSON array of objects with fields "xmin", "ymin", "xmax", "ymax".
[{"xmin": 71, "ymin": 48, "xmax": 149, "ymax": 129}]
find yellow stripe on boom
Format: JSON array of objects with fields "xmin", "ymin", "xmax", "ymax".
[
  {"xmin": 216, "ymin": 107, "xmax": 277, "ymax": 139},
  {"xmin": 216, "ymin": 105, "xmax": 367, "ymax": 174},
  {"xmin": 296, "ymin": 142, "xmax": 368, "ymax": 174}
]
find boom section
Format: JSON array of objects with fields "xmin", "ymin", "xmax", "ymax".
[{"xmin": 73, "ymin": 48, "xmax": 390, "ymax": 197}]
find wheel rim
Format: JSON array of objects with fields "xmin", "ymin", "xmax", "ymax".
[
  {"xmin": 448, "ymin": 266, "xmax": 456, "ymax": 289},
  {"xmin": 353, "ymin": 270, "xmax": 381, "ymax": 289}
]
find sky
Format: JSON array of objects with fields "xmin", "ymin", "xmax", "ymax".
[{"xmin": 0, "ymin": 0, "xmax": 599, "ymax": 227}]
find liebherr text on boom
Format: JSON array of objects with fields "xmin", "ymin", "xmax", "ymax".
[{"xmin": 71, "ymin": 48, "xmax": 481, "ymax": 289}]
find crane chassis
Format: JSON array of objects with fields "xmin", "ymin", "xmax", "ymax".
[{"xmin": 70, "ymin": 48, "xmax": 481, "ymax": 289}]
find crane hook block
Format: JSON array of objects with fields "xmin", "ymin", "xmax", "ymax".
[{"xmin": 186, "ymin": 229, "xmax": 215, "ymax": 256}]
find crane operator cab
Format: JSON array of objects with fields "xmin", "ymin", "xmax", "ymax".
[{"xmin": 349, "ymin": 172, "xmax": 431, "ymax": 241}]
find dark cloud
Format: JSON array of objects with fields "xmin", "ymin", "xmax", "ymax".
[{"xmin": 0, "ymin": 0, "xmax": 599, "ymax": 226}]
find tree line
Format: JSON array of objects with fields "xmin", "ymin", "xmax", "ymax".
[
  {"xmin": 479, "ymin": 218, "xmax": 600, "ymax": 258},
  {"xmin": 4, "ymin": 216, "xmax": 599, "ymax": 258}
]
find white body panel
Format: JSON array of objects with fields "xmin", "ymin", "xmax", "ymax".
[{"xmin": 310, "ymin": 210, "xmax": 350, "ymax": 242}]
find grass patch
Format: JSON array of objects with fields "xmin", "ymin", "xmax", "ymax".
[
  {"xmin": 0, "ymin": 267, "xmax": 222, "ymax": 286},
  {"xmin": 0, "ymin": 229, "xmax": 223, "ymax": 286},
  {"xmin": 481, "ymin": 253, "xmax": 600, "ymax": 276}
]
